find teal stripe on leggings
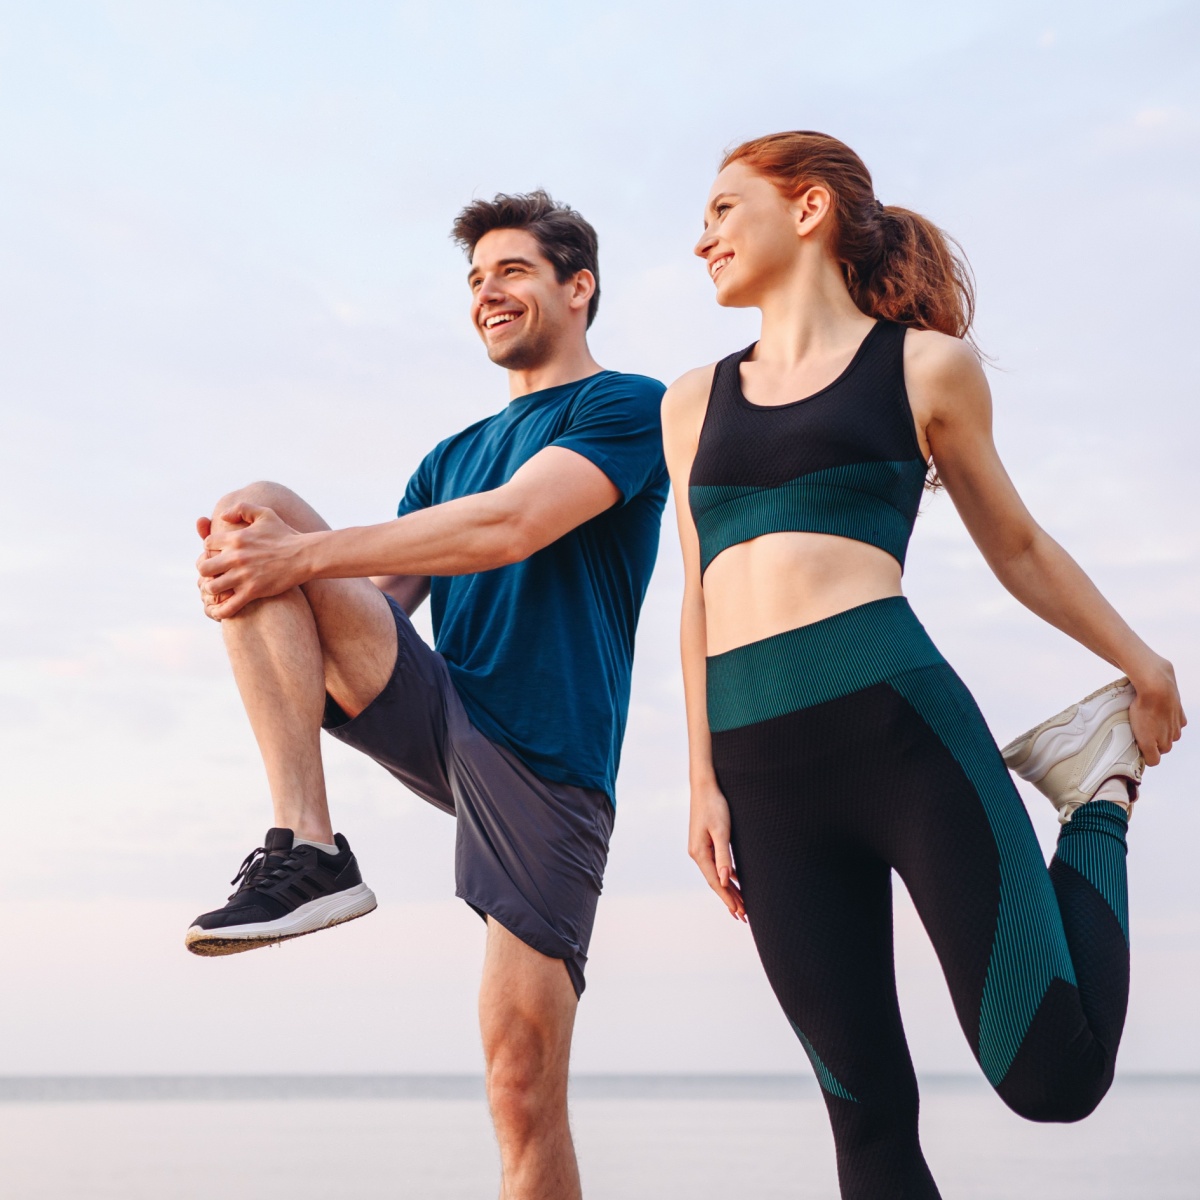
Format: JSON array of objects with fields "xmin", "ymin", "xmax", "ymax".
[
  {"xmin": 788, "ymin": 1019, "xmax": 858, "ymax": 1102},
  {"xmin": 706, "ymin": 597, "xmax": 943, "ymax": 734},
  {"xmin": 886, "ymin": 666, "xmax": 1076, "ymax": 1086},
  {"xmin": 1055, "ymin": 801, "xmax": 1130, "ymax": 942}
]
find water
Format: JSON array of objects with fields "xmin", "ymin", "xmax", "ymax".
[{"xmin": 1, "ymin": 1075, "xmax": 1195, "ymax": 1198}]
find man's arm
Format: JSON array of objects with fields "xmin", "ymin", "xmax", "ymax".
[
  {"xmin": 198, "ymin": 446, "xmax": 620, "ymax": 619},
  {"xmin": 371, "ymin": 574, "xmax": 431, "ymax": 616}
]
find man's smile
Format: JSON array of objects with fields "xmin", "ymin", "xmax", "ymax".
[{"xmin": 483, "ymin": 310, "xmax": 525, "ymax": 332}]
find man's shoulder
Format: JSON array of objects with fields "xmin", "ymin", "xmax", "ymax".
[
  {"xmin": 567, "ymin": 370, "xmax": 667, "ymax": 418},
  {"xmin": 577, "ymin": 369, "xmax": 666, "ymax": 399}
]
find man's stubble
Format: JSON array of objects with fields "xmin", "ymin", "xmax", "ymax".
[{"xmin": 485, "ymin": 323, "xmax": 558, "ymax": 372}]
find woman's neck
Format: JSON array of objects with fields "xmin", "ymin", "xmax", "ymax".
[{"xmin": 753, "ymin": 254, "xmax": 873, "ymax": 368}]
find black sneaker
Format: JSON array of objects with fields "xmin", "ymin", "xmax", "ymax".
[{"xmin": 185, "ymin": 828, "xmax": 377, "ymax": 956}]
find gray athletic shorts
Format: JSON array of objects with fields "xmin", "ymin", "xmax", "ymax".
[{"xmin": 322, "ymin": 595, "xmax": 613, "ymax": 997}]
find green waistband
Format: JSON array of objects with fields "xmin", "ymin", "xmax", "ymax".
[{"xmin": 705, "ymin": 596, "xmax": 944, "ymax": 733}]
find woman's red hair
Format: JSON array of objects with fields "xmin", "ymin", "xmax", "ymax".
[{"xmin": 722, "ymin": 131, "xmax": 975, "ymax": 341}]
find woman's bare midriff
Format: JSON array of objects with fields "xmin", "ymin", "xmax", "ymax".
[{"xmin": 702, "ymin": 531, "xmax": 904, "ymax": 657}]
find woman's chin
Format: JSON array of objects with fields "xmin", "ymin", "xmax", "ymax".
[{"xmin": 713, "ymin": 284, "xmax": 754, "ymax": 309}]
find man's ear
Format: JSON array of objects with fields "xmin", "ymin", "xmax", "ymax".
[
  {"xmin": 568, "ymin": 269, "xmax": 596, "ymax": 312},
  {"xmin": 793, "ymin": 185, "xmax": 833, "ymax": 239}
]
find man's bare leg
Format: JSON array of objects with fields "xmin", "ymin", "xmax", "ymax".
[
  {"xmin": 207, "ymin": 482, "xmax": 397, "ymax": 841},
  {"xmin": 480, "ymin": 919, "xmax": 581, "ymax": 1200}
]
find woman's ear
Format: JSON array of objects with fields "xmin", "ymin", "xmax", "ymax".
[{"xmin": 793, "ymin": 185, "xmax": 833, "ymax": 239}]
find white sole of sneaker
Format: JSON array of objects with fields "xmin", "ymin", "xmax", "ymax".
[
  {"xmin": 184, "ymin": 883, "xmax": 378, "ymax": 957},
  {"xmin": 1001, "ymin": 679, "xmax": 1133, "ymax": 784}
]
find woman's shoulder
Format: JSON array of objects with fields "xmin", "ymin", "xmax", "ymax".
[
  {"xmin": 901, "ymin": 328, "xmax": 991, "ymax": 434},
  {"xmin": 902, "ymin": 327, "xmax": 983, "ymax": 388},
  {"xmin": 662, "ymin": 362, "xmax": 719, "ymax": 423},
  {"xmin": 661, "ymin": 362, "xmax": 721, "ymax": 465}
]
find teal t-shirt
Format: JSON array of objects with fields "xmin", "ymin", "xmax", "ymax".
[{"xmin": 397, "ymin": 370, "xmax": 668, "ymax": 802}]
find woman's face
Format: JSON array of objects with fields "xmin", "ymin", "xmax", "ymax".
[{"xmin": 694, "ymin": 160, "xmax": 806, "ymax": 308}]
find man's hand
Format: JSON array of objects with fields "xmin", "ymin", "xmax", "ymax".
[{"xmin": 196, "ymin": 502, "xmax": 311, "ymax": 620}]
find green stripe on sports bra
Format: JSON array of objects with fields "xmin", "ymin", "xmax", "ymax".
[{"xmin": 689, "ymin": 458, "xmax": 927, "ymax": 576}]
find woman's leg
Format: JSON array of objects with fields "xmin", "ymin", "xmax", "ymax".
[
  {"xmin": 717, "ymin": 714, "xmax": 942, "ymax": 1200},
  {"xmin": 705, "ymin": 599, "xmax": 1130, "ymax": 1198},
  {"xmin": 885, "ymin": 663, "xmax": 1130, "ymax": 1119}
]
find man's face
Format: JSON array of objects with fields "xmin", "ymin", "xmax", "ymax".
[{"xmin": 468, "ymin": 228, "xmax": 576, "ymax": 371}]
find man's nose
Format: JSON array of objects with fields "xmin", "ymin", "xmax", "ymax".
[{"xmin": 476, "ymin": 274, "xmax": 507, "ymax": 304}]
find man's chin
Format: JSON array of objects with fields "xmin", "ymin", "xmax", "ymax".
[{"xmin": 486, "ymin": 332, "xmax": 554, "ymax": 372}]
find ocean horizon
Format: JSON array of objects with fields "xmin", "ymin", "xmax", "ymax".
[
  {"xmin": 2, "ymin": 1073, "xmax": 1196, "ymax": 1198},
  {"xmin": 2, "ymin": 1070, "xmax": 1199, "ymax": 1099}
]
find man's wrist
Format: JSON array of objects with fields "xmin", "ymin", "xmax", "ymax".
[{"xmin": 298, "ymin": 529, "xmax": 334, "ymax": 581}]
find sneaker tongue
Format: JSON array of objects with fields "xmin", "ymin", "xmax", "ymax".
[{"xmin": 263, "ymin": 828, "xmax": 294, "ymax": 852}]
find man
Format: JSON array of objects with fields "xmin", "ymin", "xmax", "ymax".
[{"xmin": 188, "ymin": 191, "xmax": 668, "ymax": 1199}]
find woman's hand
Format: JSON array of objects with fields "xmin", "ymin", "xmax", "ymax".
[
  {"xmin": 689, "ymin": 778, "xmax": 746, "ymax": 921},
  {"xmin": 1128, "ymin": 655, "xmax": 1187, "ymax": 766}
]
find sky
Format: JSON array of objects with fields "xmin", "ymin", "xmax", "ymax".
[{"xmin": 1, "ymin": 0, "xmax": 1197, "ymax": 1078}]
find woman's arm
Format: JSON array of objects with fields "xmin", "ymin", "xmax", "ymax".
[
  {"xmin": 907, "ymin": 331, "xmax": 1185, "ymax": 763},
  {"xmin": 663, "ymin": 368, "xmax": 746, "ymax": 919}
]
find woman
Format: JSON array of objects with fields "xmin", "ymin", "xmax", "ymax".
[{"xmin": 661, "ymin": 131, "xmax": 1185, "ymax": 1199}]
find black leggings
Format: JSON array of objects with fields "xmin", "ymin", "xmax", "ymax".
[{"xmin": 707, "ymin": 598, "xmax": 1130, "ymax": 1200}]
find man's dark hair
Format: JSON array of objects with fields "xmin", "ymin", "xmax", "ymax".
[{"xmin": 452, "ymin": 190, "xmax": 601, "ymax": 329}]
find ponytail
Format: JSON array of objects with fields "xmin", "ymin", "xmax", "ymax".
[{"xmin": 721, "ymin": 132, "xmax": 976, "ymax": 343}]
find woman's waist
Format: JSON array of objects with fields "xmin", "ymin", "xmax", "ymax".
[
  {"xmin": 702, "ymin": 532, "xmax": 903, "ymax": 657},
  {"xmin": 704, "ymin": 595, "xmax": 946, "ymax": 734}
]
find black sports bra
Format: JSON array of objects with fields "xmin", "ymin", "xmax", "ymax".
[{"xmin": 688, "ymin": 320, "xmax": 927, "ymax": 577}]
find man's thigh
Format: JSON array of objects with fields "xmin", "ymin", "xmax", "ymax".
[
  {"xmin": 304, "ymin": 577, "xmax": 397, "ymax": 720},
  {"xmin": 214, "ymin": 481, "xmax": 397, "ymax": 717},
  {"xmin": 479, "ymin": 918, "xmax": 578, "ymax": 1075}
]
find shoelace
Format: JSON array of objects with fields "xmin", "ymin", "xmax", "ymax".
[{"xmin": 230, "ymin": 845, "xmax": 309, "ymax": 893}]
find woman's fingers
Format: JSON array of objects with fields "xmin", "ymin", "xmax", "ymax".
[
  {"xmin": 1130, "ymin": 672, "xmax": 1188, "ymax": 766},
  {"xmin": 690, "ymin": 835, "xmax": 722, "ymax": 889},
  {"xmin": 713, "ymin": 834, "xmax": 734, "ymax": 890},
  {"xmin": 707, "ymin": 834, "xmax": 747, "ymax": 919},
  {"xmin": 689, "ymin": 789, "xmax": 745, "ymax": 919},
  {"xmin": 690, "ymin": 832, "xmax": 740, "ymax": 917},
  {"xmin": 708, "ymin": 829, "xmax": 746, "ymax": 919}
]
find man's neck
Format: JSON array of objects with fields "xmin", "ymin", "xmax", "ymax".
[{"xmin": 506, "ymin": 342, "xmax": 603, "ymax": 400}]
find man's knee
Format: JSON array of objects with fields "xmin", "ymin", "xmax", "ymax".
[
  {"xmin": 485, "ymin": 1016, "xmax": 565, "ymax": 1140},
  {"xmin": 210, "ymin": 481, "xmax": 328, "ymax": 534}
]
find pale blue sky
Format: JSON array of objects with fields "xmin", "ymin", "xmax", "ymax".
[{"xmin": 1, "ymin": 0, "xmax": 1197, "ymax": 1075}]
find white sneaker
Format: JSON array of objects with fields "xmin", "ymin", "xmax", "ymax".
[{"xmin": 1001, "ymin": 678, "xmax": 1144, "ymax": 824}]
